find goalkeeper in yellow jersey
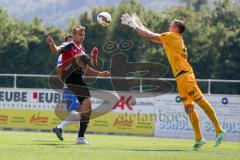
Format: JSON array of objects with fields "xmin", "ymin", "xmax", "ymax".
[{"xmin": 121, "ymin": 13, "xmax": 225, "ymax": 151}]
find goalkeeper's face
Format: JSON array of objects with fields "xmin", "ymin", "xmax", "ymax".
[
  {"xmin": 169, "ymin": 19, "xmax": 185, "ymax": 34},
  {"xmin": 168, "ymin": 22, "xmax": 178, "ymax": 33}
]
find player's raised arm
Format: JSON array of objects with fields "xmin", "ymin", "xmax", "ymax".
[
  {"xmin": 121, "ymin": 13, "xmax": 161, "ymax": 44},
  {"xmin": 46, "ymin": 35, "xmax": 61, "ymax": 53}
]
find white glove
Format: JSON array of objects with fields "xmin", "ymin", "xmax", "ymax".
[
  {"xmin": 131, "ymin": 13, "xmax": 144, "ymax": 28},
  {"xmin": 121, "ymin": 13, "xmax": 137, "ymax": 29}
]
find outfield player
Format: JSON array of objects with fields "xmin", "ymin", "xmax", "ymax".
[
  {"xmin": 53, "ymin": 39, "xmax": 99, "ymax": 141},
  {"xmin": 53, "ymin": 51, "xmax": 81, "ymax": 141},
  {"xmin": 121, "ymin": 13, "xmax": 225, "ymax": 151},
  {"xmin": 47, "ymin": 25, "xmax": 109, "ymax": 144},
  {"xmin": 50, "ymin": 35, "xmax": 89, "ymax": 141},
  {"xmin": 48, "ymin": 35, "xmax": 82, "ymax": 141}
]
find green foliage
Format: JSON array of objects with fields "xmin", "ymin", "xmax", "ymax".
[
  {"xmin": 0, "ymin": 0, "xmax": 239, "ymax": 82},
  {"xmin": 182, "ymin": 0, "xmax": 208, "ymax": 11},
  {"xmin": 0, "ymin": 7, "xmax": 66, "ymax": 75}
]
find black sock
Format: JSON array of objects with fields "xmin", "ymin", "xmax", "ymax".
[{"xmin": 78, "ymin": 111, "xmax": 91, "ymax": 137}]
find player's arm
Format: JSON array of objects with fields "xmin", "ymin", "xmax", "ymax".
[
  {"xmin": 46, "ymin": 35, "xmax": 61, "ymax": 53},
  {"xmin": 82, "ymin": 65, "xmax": 109, "ymax": 77},
  {"xmin": 121, "ymin": 13, "xmax": 162, "ymax": 44},
  {"xmin": 135, "ymin": 27, "xmax": 161, "ymax": 44}
]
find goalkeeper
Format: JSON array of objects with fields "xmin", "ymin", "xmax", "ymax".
[{"xmin": 121, "ymin": 13, "xmax": 225, "ymax": 151}]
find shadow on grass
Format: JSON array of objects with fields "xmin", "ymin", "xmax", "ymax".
[
  {"xmin": 127, "ymin": 148, "xmax": 186, "ymax": 152},
  {"xmin": 33, "ymin": 140, "xmax": 73, "ymax": 143},
  {"xmin": 90, "ymin": 148, "xmax": 187, "ymax": 152},
  {"xmin": 17, "ymin": 140, "xmax": 76, "ymax": 147},
  {"xmin": 18, "ymin": 143, "xmax": 73, "ymax": 146},
  {"xmin": 18, "ymin": 143, "xmax": 188, "ymax": 152}
]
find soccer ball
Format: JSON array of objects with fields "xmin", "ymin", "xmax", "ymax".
[{"xmin": 97, "ymin": 12, "xmax": 111, "ymax": 27}]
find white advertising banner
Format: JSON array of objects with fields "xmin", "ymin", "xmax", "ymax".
[{"xmin": 154, "ymin": 94, "xmax": 240, "ymax": 141}]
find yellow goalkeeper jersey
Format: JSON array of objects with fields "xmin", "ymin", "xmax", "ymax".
[{"xmin": 159, "ymin": 32, "xmax": 193, "ymax": 77}]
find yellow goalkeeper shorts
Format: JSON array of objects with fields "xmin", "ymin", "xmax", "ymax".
[{"xmin": 176, "ymin": 72, "xmax": 204, "ymax": 106}]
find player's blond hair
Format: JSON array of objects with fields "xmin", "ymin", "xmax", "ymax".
[{"xmin": 72, "ymin": 25, "xmax": 85, "ymax": 35}]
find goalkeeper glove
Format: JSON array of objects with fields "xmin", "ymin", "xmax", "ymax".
[{"xmin": 121, "ymin": 13, "xmax": 137, "ymax": 29}]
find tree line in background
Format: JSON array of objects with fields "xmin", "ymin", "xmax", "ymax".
[{"xmin": 0, "ymin": 0, "xmax": 239, "ymax": 86}]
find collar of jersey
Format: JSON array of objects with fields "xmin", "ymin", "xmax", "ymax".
[
  {"xmin": 73, "ymin": 41, "xmax": 82, "ymax": 49},
  {"xmin": 169, "ymin": 31, "xmax": 182, "ymax": 37}
]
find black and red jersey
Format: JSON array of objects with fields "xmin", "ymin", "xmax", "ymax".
[{"xmin": 59, "ymin": 41, "xmax": 85, "ymax": 72}]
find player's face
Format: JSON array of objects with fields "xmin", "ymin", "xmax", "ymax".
[
  {"xmin": 73, "ymin": 30, "xmax": 85, "ymax": 44},
  {"xmin": 168, "ymin": 22, "xmax": 178, "ymax": 33}
]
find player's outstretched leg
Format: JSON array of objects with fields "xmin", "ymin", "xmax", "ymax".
[
  {"xmin": 197, "ymin": 99, "xmax": 225, "ymax": 147},
  {"xmin": 75, "ymin": 49, "xmax": 99, "ymax": 68}
]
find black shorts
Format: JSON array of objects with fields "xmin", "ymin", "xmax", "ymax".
[{"xmin": 61, "ymin": 60, "xmax": 90, "ymax": 104}]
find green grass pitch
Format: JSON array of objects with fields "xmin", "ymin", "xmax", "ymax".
[{"xmin": 0, "ymin": 130, "xmax": 239, "ymax": 160}]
